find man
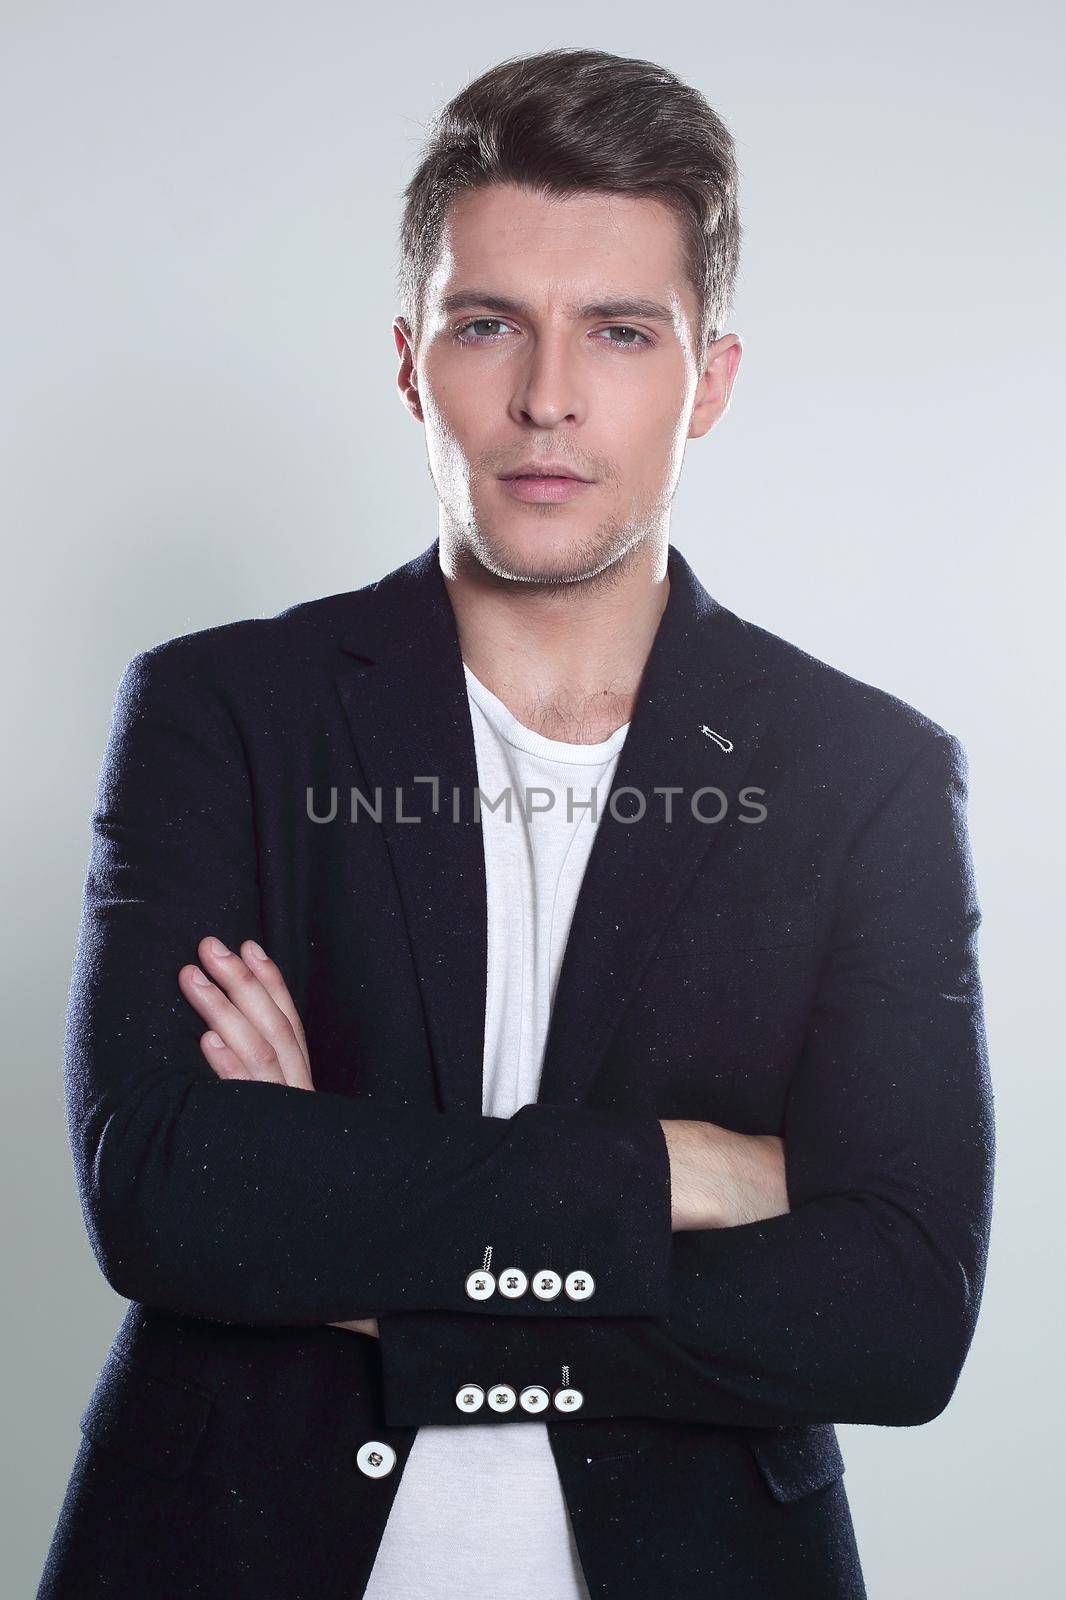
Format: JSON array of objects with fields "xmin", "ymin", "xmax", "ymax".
[{"xmin": 38, "ymin": 46, "xmax": 993, "ymax": 1600}]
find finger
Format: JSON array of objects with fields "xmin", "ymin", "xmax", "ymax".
[
  {"xmin": 178, "ymin": 964, "xmax": 287, "ymax": 1083},
  {"xmin": 198, "ymin": 1028, "xmax": 253, "ymax": 1081},
  {"xmin": 195, "ymin": 936, "xmax": 313, "ymax": 1090},
  {"xmin": 178, "ymin": 947, "xmax": 307, "ymax": 1088},
  {"xmin": 238, "ymin": 941, "xmax": 311, "ymax": 1074}
]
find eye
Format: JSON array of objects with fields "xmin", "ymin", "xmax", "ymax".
[
  {"xmin": 452, "ymin": 319, "xmax": 653, "ymax": 350},
  {"xmin": 454, "ymin": 318, "xmax": 513, "ymax": 343},
  {"xmin": 598, "ymin": 325, "xmax": 652, "ymax": 350}
]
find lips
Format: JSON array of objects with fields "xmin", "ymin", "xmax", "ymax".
[
  {"xmin": 499, "ymin": 465, "xmax": 591, "ymax": 482},
  {"xmin": 499, "ymin": 474, "xmax": 593, "ymax": 503}
]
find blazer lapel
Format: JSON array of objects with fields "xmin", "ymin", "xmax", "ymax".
[
  {"xmin": 333, "ymin": 539, "xmax": 774, "ymax": 1116},
  {"xmin": 333, "ymin": 542, "xmax": 488, "ymax": 1117},
  {"xmin": 536, "ymin": 550, "xmax": 774, "ymax": 1107}
]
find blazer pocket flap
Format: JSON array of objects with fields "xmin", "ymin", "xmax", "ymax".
[
  {"xmin": 79, "ymin": 1346, "xmax": 215, "ymax": 1480},
  {"xmin": 747, "ymin": 1423, "xmax": 846, "ymax": 1503}
]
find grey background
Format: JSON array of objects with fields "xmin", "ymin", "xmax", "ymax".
[{"xmin": 4, "ymin": 2, "xmax": 1062, "ymax": 1593}]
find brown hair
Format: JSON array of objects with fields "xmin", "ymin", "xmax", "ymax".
[{"xmin": 396, "ymin": 47, "xmax": 741, "ymax": 368}]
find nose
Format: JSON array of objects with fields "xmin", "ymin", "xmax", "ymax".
[{"xmin": 508, "ymin": 332, "xmax": 587, "ymax": 429}]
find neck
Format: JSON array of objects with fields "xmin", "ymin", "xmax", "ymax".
[{"xmin": 440, "ymin": 538, "xmax": 670, "ymax": 745}]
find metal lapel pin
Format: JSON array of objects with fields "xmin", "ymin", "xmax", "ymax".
[{"xmin": 699, "ymin": 724, "xmax": 734, "ymax": 752}]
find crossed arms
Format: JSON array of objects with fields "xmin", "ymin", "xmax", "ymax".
[
  {"xmin": 177, "ymin": 931, "xmax": 792, "ymax": 1338},
  {"xmin": 67, "ymin": 644, "xmax": 994, "ymax": 1433}
]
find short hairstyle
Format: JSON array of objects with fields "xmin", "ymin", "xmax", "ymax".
[{"xmin": 396, "ymin": 47, "xmax": 741, "ymax": 368}]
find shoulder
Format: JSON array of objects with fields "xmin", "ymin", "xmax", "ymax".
[
  {"xmin": 718, "ymin": 605, "xmax": 966, "ymax": 787},
  {"xmin": 110, "ymin": 578, "xmax": 387, "ymax": 712},
  {"xmin": 121, "ymin": 540, "xmax": 433, "ymax": 690},
  {"xmin": 140, "ymin": 588, "xmax": 361, "ymax": 670}
]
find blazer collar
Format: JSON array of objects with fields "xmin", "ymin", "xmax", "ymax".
[{"xmin": 334, "ymin": 538, "xmax": 774, "ymax": 1113}]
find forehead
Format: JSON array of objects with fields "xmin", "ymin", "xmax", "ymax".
[{"xmin": 426, "ymin": 182, "xmax": 693, "ymax": 311}]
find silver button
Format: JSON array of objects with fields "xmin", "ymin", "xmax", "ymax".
[
  {"xmin": 465, "ymin": 1269, "xmax": 496, "ymax": 1301},
  {"xmin": 496, "ymin": 1267, "xmax": 528, "ymax": 1299},
  {"xmin": 455, "ymin": 1383, "xmax": 485, "ymax": 1413},
  {"xmin": 552, "ymin": 1387, "xmax": 584, "ymax": 1413},
  {"xmin": 519, "ymin": 1385, "xmax": 551, "ymax": 1414},
  {"xmin": 564, "ymin": 1269, "xmax": 595, "ymax": 1301},
  {"xmin": 531, "ymin": 1269, "xmax": 562, "ymax": 1301},
  {"xmin": 487, "ymin": 1383, "xmax": 517, "ymax": 1412},
  {"xmin": 355, "ymin": 1439, "xmax": 397, "ymax": 1478}
]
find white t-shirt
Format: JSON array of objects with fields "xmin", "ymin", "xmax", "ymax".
[{"xmin": 360, "ymin": 663, "xmax": 630, "ymax": 1600}]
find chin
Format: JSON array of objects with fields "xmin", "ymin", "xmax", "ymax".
[{"xmin": 466, "ymin": 519, "xmax": 635, "ymax": 588}]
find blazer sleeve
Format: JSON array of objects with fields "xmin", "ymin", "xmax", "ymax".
[
  {"xmin": 373, "ymin": 730, "xmax": 996, "ymax": 1431},
  {"xmin": 66, "ymin": 645, "xmax": 674, "ymax": 1325}
]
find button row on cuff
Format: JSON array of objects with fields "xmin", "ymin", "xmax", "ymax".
[
  {"xmin": 455, "ymin": 1383, "xmax": 584, "ymax": 1415},
  {"xmin": 464, "ymin": 1268, "xmax": 595, "ymax": 1302}
]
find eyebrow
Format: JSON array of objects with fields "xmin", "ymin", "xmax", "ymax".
[{"xmin": 440, "ymin": 289, "xmax": 677, "ymax": 325}]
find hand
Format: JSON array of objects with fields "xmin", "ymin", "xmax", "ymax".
[
  {"xmin": 660, "ymin": 1119, "xmax": 789, "ymax": 1230},
  {"xmin": 178, "ymin": 936, "xmax": 314, "ymax": 1090}
]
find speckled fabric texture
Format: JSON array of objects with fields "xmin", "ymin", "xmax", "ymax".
[
  {"xmin": 37, "ymin": 538, "xmax": 994, "ymax": 1600},
  {"xmin": 360, "ymin": 666, "xmax": 622, "ymax": 1597}
]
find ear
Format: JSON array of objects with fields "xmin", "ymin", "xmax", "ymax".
[
  {"xmin": 394, "ymin": 317, "xmax": 424, "ymax": 423},
  {"xmin": 688, "ymin": 333, "xmax": 743, "ymax": 440}
]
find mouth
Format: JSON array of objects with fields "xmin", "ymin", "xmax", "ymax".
[
  {"xmin": 498, "ymin": 464, "xmax": 593, "ymax": 483},
  {"xmin": 497, "ymin": 473, "xmax": 594, "ymax": 504}
]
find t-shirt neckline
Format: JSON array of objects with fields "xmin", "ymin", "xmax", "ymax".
[{"xmin": 462, "ymin": 662, "xmax": 630, "ymax": 766}]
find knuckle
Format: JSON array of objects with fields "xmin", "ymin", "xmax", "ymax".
[{"xmin": 249, "ymin": 1039, "xmax": 279, "ymax": 1070}]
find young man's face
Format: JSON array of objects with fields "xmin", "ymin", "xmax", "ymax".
[{"xmin": 395, "ymin": 181, "xmax": 740, "ymax": 587}]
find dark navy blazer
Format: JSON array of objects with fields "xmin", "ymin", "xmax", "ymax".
[{"xmin": 38, "ymin": 538, "xmax": 995, "ymax": 1599}]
